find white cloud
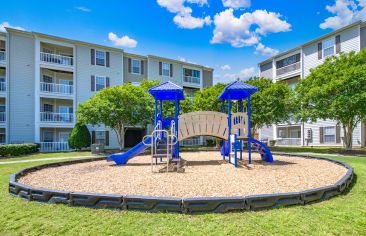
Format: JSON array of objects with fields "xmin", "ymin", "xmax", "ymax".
[
  {"xmin": 76, "ymin": 6, "xmax": 91, "ymax": 12},
  {"xmin": 219, "ymin": 67, "xmax": 257, "ymax": 83},
  {"xmin": 221, "ymin": 64, "xmax": 231, "ymax": 70},
  {"xmin": 210, "ymin": 9, "xmax": 291, "ymax": 48},
  {"xmin": 0, "ymin": 21, "xmax": 25, "ymax": 32},
  {"xmin": 255, "ymin": 43, "xmax": 279, "ymax": 56},
  {"xmin": 222, "ymin": 0, "xmax": 251, "ymax": 9},
  {"xmin": 108, "ymin": 32, "xmax": 137, "ymax": 48},
  {"xmin": 157, "ymin": 0, "xmax": 211, "ymax": 29},
  {"xmin": 320, "ymin": 0, "xmax": 366, "ymax": 30},
  {"xmin": 173, "ymin": 14, "xmax": 211, "ymax": 29}
]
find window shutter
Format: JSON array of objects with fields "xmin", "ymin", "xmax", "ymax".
[
  {"xmin": 91, "ymin": 75, "xmax": 95, "ymax": 91},
  {"xmin": 106, "ymin": 52, "xmax": 110, "ymax": 67},
  {"xmin": 0, "ymin": 41, "xmax": 5, "ymax": 49},
  {"xmin": 170, "ymin": 64, "xmax": 173, "ymax": 77},
  {"xmin": 159, "ymin": 62, "xmax": 162, "ymax": 76},
  {"xmin": 91, "ymin": 49, "xmax": 95, "ymax": 65},
  {"xmin": 336, "ymin": 125, "xmax": 341, "ymax": 143},
  {"xmin": 106, "ymin": 77, "xmax": 110, "ymax": 87},
  {"xmin": 128, "ymin": 58, "xmax": 132, "ymax": 73},
  {"xmin": 336, "ymin": 35, "xmax": 341, "ymax": 54},
  {"xmin": 92, "ymin": 131, "xmax": 96, "ymax": 144},
  {"xmin": 105, "ymin": 131, "xmax": 109, "ymax": 146},
  {"xmin": 141, "ymin": 60, "xmax": 144, "ymax": 75},
  {"xmin": 319, "ymin": 127, "xmax": 324, "ymax": 144},
  {"xmin": 318, "ymin": 42, "xmax": 322, "ymax": 60}
]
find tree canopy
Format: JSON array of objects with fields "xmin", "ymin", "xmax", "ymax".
[
  {"xmin": 77, "ymin": 81, "xmax": 155, "ymax": 149},
  {"xmin": 193, "ymin": 83, "xmax": 227, "ymax": 112},
  {"xmin": 295, "ymin": 49, "xmax": 366, "ymax": 149},
  {"xmin": 245, "ymin": 77, "xmax": 294, "ymax": 132}
]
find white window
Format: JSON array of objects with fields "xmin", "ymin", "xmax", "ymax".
[
  {"xmin": 162, "ymin": 62, "xmax": 170, "ymax": 77},
  {"xmin": 95, "ymin": 76, "xmax": 106, "ymax": 91},
  {"xmin": 324, "ymin": 126, "xmax": 335, "ymax": 143},
  {"xmin": 323, "ymin": 38, "xmax": 335, "ymax": 58},
  {"xmin": 95, "ymin": 131, "xmax": 105, "ymax": 144},
  {"xmin": 95, "ymin": 50, "xmax": 106, "ymax": 66},
  {"xmin": 132, "ymin": 59, "xmax": 141, "ymax": 74}
]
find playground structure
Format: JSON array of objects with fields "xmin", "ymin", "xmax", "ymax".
[
  {"xmin": 108, "ymin": 80, "xmax": 273, "ymax": 170},
  {"xmin": 11, "ymin": 81, "xmax": 354, "ymax": 213}
]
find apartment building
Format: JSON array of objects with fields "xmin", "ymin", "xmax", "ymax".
[
  {"xmin": 1, "ymin": 28, "xmax": 213, "ymax": 151},
  {"xmin": 258, "ymin": 21, "xmax": 366, "ymax": 148}
]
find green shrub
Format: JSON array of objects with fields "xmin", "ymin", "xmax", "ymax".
[
  {"xmin": 269, "ymin": 140, "xmax": 276, "ymax": 146},
  {"xmin": 68, "ymin": 123, "xmax": 91, "ymax": 150},
  {"xmin": 0, "ymin": 143, "xmax": 39, "ymax": 157}
]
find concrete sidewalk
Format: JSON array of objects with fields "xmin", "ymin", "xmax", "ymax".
[{"xmin": 0, "ymin": 155, "xmax": 103, "ymax": 165}]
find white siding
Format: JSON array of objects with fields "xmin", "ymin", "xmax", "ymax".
[
  {"xmin": 304, "ymin": 120, "xmax": 362, "ymax": 146},
  {"xmin": 148, "ymin": 59, "xmax": 183, "ymax": 86},
  {"xmin": 8, "ymin": 33, "xmax": 35, "ymax": 143},
  {"xmin": 75, "ymin": 46, "xmax": 123, "ymax": 149},
  {"xmin": 303, "ymin": 26, "xmax": 360, "ymax": 77},
  {"xmin": 259, "ymin": 125, "xmax": 273, "ymax": 141},
  {"xmin": 259, "ymin": 62, "xmax": 273, "ymax": 79}
]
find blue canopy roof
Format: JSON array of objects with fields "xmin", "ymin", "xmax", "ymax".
[
  {"xmin": 148, "ymin": 81, "xmax": 185, "ymax": 101},
  {"xmin": 218, "ymin": 81, "xmax": 258, "ymax": 100}
]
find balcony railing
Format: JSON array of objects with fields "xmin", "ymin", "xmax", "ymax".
[
  {"xmin": 40, "ymin": 112, "xmax": 74, "ymax": 123},
  {"xmin": 0, "ymin": 112, "xmax": 5, "ymax": 123},
  {"xmin": 40, "ymin": 82, "xmax": 73, "ymax": 95},
  {"xmin": 0, "ymin": 51, "xmax": 5, "ymax": 61},
  {"xmin": 40, "ymin": 142, "xmax": 70, "ymax": 152},
  {"xmin": 276, "ymin": 61, "xmax": 301, "ymax": 77},
  {"xmin": 183, "ymin": 76, "xmax": 200, "ymax": 85},
  {"xmin": 276, "ymin": 138, "xmax": 301, "ymax": 146},
  {"xmin": 40, "ymin": 52, "xmax": 73, "ymax": 66},
  {"xmin": 0, "ymin": 81, "xmax": 5, "ymax": 92}
]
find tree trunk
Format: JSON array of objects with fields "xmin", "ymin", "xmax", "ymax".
[
  {"xmin": 342, "ymin": 124, "xmax": 353, "ymax": 151},
  {"xmin": 114, "ymin": 124, "xmax": 127, "ymax": 150}
]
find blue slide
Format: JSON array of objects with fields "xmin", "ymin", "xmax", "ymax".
[
  {"xmin": 107, "ymin": 137, "xmax": 152, "ymax": 165},
  {"xmin": 250, "ymin": 138, "xmax": 273, "ymax": 163},
  {"xmin": 220, "ymin": 139, "xmax": 273, "ymax": 163},
  {"xmin": 107, "ymin": 117, "xmax": 174, "ymax": 166}
]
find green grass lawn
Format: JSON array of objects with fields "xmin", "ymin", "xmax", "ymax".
[
  {"xmin": 0, "ymin": 151, "xmax": 94, "ymax": 163},
  {"xmin": 0, "ymin": 154, "xmax": 365, "ymax": 235}
]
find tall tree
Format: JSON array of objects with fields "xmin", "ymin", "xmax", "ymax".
[
  {"xmin": 77, "ymin": 82, "xmax": 154, "ymax": 149},
  {"xmin": 193, "ymin": 83, "xmax": 227, "ymax": 112},
  {"xmin": 245, "ymin": 77, "xmax": 294, "ymax": 134},
  {"xmin": 295, "ymin": 50, "xmax": 366, "ymax": 150}
]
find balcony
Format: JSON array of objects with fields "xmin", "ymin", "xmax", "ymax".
[
  {"xmin": 183, "ymin": 76, "xmax": 200, "ymax": 85},
  {"xmin": 276, "ymin": 61, "xmax": 301, "ymax": 77},
  {"xmin": 40, "ymin": 142, "xmax": 70, "ymax": 152},
  {"xmin": 40, "ymin": 82, "xmax": 73, "ymax": 96},
  {"xmin": 0, "ymin": 81, "xmax": 5, "ymax": 92},
  {"xmin": 276, "ymin": 138, "xmax": 301, "ymax": 146},
  {"xmin": 0, "ymin": 112, "xmax": 5, "ymax": 123},
  {"xmin": 0, "ymin": 51, "xmax": 5, "ymax": 61},
  {"xmin": 40, "ymin": 52, "xmax": 73, "ymax": 67},
  {"xmin": 40, "ymin": 112, "xmax": 74, "ymax": 123}
]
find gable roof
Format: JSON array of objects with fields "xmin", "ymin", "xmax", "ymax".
[
  {"xmin": 148, "ymin": 81, "xmax": 185, "ymax": 101},
  {"xmin": 218, "ymin": 81, "xmax": 258, "ymax": 100}
]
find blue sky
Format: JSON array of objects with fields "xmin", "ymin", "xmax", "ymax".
[{"xmin": 1, "ymin": 0, "xmax": 364, "ymax": 83}]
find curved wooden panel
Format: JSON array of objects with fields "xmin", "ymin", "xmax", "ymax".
[{"xmin": 178, "ymin": 111, "xmax": 229, "ymax": 141}]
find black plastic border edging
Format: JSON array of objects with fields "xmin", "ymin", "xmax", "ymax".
[{"xmin": 8, "ymin": 154, "xmax": 354, "ymax": 214}]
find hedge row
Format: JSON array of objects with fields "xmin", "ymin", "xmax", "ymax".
[{"xmin": 0, "ymin": 144, "xmax": 39, "ymax": 157}]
